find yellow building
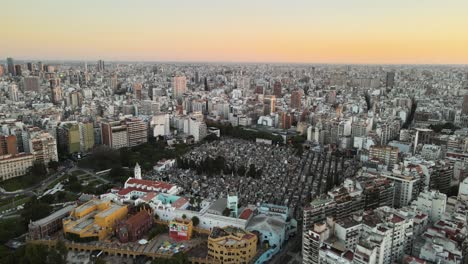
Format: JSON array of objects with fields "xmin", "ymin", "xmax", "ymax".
[
  {"xmin": 169, "ymin": 218, "xmax": 193, "ymax": 241},
  {"xmin": 79, "ymin": 122, "xmax": 95, "ymax": 152},
  {"xmin": 63, "ymin": 199, "xmax": 128, "ymax": 241},
  {"xmin": 208, "ymin": 226, "xmax": 258, "ymax": 264}
]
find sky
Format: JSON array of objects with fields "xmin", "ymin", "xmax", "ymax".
[{"xmin": 2, "ymin": 0, "xmax": 468, "ymax": 64}]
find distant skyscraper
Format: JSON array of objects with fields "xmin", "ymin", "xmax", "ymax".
[
  {"xmin": 46, "ymin": 65, "xmax": 55, "ymax": 73},
  {"xmin": 50, "ymin": 79, "xmax": 62, "ymax": 104},
  {"xmin": 291, "ymin": 90, "xmax": 302, "ymax": 109},
  {"xmin": 38, "ymin": 61, "xmax": 44, "ymax": 72},
  {"xmin": 134, "ymin": 82, "xmax": 142, "ymax": 100},
  {"xmin": 27, "ymin": 62, "xmax": 33, "ymax": 71},
  {"xmin": 14, "ymin": 65, "xmax": 22, "ymax": 76},
  {"xmin": 263, "ymin": 95, "xmax": 276, "ymax": 115},
  {"xmin": 97, "ymin": 60, "xmax": 105, "ymax": 72},
  {"xmin": 9, "ymin": 84, "xmax": 19, "ymax": 101},
  {"xmin": 273, "ymin": 81, "xmax": 282, "ymax": 98},
  {"xmin": 0, "ymin": 65, "xmax": 4, "ymax": 77},
  {"xmin": 195, "ymin": 71, "xmax": 200, "ymax": 84},
  {"xmin": 7, "ymin": 57, "xmax": 15, "ymax": 76},
  {"xmin": 463, "ymin": 94, "xmax": 468, "ymax": 115},
  {"xmin": 386, "ymin": 72, "xmax": 395, "ymax": 88},
  {"xmin": 172, "ymin": 75, "xmax": 187, "ymax": 99},
  {"xmin": 107, "ymin": 74, "xmax": 118, "ymax": 90},
  {"xmin": 24, "ymin": 76, "xmax": 40, "ymax": 91}
]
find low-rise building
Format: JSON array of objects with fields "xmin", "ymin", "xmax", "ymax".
[
  {"xmin": 116, "ymin": 210, "xmax": 153, "ymax": 243},
  {"xmin": 0, "ymin": 153, "xmax": 34, "ymax": 181},
  {"xmin": 28, "ymin": 205, "xmax": 76, "ymax": 240},
  {"xmin": 63, "ymin": 199, "xmax": 128, "ymax": 241},
  {"xmin": 169, "ymin": 218, "xmax": 193, "ymax": 241},
  {"xmin": 208, "ymin": 226, "xmax": 257, "ymax": 264}
]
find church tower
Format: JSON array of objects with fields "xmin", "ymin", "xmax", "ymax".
[{"xmin": 134, "ymin": 163, "xmax": 142, "ymax": 180}]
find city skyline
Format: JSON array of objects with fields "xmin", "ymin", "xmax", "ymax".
[{"xmin": 2, "ymin": 0, "xmax": 468, "ymax": 64}]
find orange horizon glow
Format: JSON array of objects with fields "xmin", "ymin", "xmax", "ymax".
[{"xmin": 2, "ymin": 0, "xmax": 468, "ymax": 64}]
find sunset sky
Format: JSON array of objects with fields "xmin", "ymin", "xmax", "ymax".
[{"xmin": 2, "ymin": 0, "xmax": 468, "ymax": 64}]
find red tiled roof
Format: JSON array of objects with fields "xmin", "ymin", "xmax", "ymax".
[
  {"xmin": 126, "ymin": 178, "xmax": 174, "ymax": 191},
  {"xmin": 391, "ymin": 214, "xmax": 404, "ymax": 223},
  {"xmin": 239, "ymin": 209, "xmax": 253, "ymax": 220},
  {"xmin": 343, "ymin": 251, "xmax": 354, "ymax": 261},
  {"xmin": 126, "ymin": 210, "xmax": 152, "ymax": 227},
  {"xmin": 118, "ymin": 187, "xmax": 141, "ymax": 195},
  {"xmin": 140, "ymin": 192, "xmax": 158, "ymax": 202},
  {"xmin": 172, "ymin": 197, "xmax": 188, "ymax": 208}
]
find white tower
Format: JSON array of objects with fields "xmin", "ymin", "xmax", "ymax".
[
  {"xmin": 227, "ymin": 192, "xmax": 238, "ymax": 218},
  {"xmin": 134, "ymin": 163, "xmax": 142, "ymax": 180}
]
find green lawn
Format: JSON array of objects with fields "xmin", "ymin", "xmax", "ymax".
[
  {"xmin": 46, "ymin": 174, "xmax": 70, "ymax": 190},
  {"xmin": 71, "ymin": 170, "xmax": 87, "ymax": 177},
  {"xmin": 0, "ymin": 217, "xmax": 27, "ymax": 243},
  {"xmin": 0, "ymin": 195, "xmax": 26, "ymax": 208},
  {"xmin": 0, "ymin": 197, "xmax": 30, "ymax": 213},
  {"xmin": 0, "ymin": 176, "xmax": 36, "ymax": 192}
]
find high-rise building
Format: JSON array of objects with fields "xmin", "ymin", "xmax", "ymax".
[
  {"xmin": 151, "ymin": 114, "xmax": 170, "ymax": 138},
  {"xmin": 79, "ymin": 122, "xmax": 95, "ymax": 152},
  {"xmin": 57, "ymin": 123, "xmax": 80, "ymax": 154},
  {"xmin": 303, "ymin": 223, "xmax": 330, "ymax": 264},
  {"xmin": 38, "ymin": 61, "xmax": 44, "ymax": 72},
  {"xmin": 0, "ymin": 65, "xmax": 4, "ymax": 77},
  {"xmin": 7, "ymin": 57, "xmax": 15, "ymax": 76},
  {"xmin": 386, "ymin": 71, "xmax": 395, "ymax": 88},
  {"xmin": 280, "ymin": 111, "xmax": 293, "ymax": 129},
  {"xmin": 8, "ymin": 84, "xmax": 19, "ymax": 101},
  {"xmin": 382, "ymin": 170, "xmax": 421, "ymax": 208},
  {"xmin": 357, "ymin": 208, "xmax": 413, "ymax": 264},
  {"xmin": 134, "ymin": 82, "xmax": 142, "ymax": 100},
  {"xmin": 411, "ymin": 190, "xmax": 446, "ymax": 223},
  {"xmin": 273, "ymin": 81, "xmax": 282, "ymax": 98},
  {"xmin": 49, "ymin": 78, "xmax": 62, "ymax": 104},
  {"xmin": 414, "ymin": 128, "xmax": 434, "ymax": 153},
  {"xmin": 186, "ymin": 116, "xmax": 207, "ymax": 142},
  {"xmin": 263, "ymin": 95, "xmax": 276, "ymax": 115},
  {"xmin": 15, "ymin": 65, "xmax": 22, "ymax": 76},
  {"xmin": 430, "ymin": 161, "xmax": 453, "ymax": 194},
  {"xmin": 462, "ymin": 94, "xmax": 468, "ymax": 115},
  {"xmin": 124, "ymin": 117, "xmax": 148, "ymax": 147},
  {"xmin": 97, "ymin": 60, "xmax": 105, "ymax": 72},
  {"xmin": 106, "ymin": 74, "xmax": 118, "ymax": 90},
  {"xmin": 0, "ymin": 135, "xmax": 17, "ymax": 155},
  {"xmin": 172, "ymin": 75, "xmax": 187, "ymax": 100},
  {"xmin": 27, "ymin": 62, "xmax": 33, "ymax": 72},
  {"xmin": 291, "ymin": 89, "xmax": 302, "ymax": 109},
  {"xmin": 101, "ymin": 120, "xmax": 128, "ymax": 149},
  {"xmin": 369, "ymin": 145, "xmax": 399, "ymax": 170},
  {"xmin": 29, "ymin": 132, "xmax": 58, "ymax": 165},
  {"xmin": 24, "ymin": 76, "xmax": 40, "ymax": 91}
]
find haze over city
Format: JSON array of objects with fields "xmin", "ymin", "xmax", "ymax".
[{"xmin": 3, "ymin": 0, "xmax": 468, "ymax": 64}]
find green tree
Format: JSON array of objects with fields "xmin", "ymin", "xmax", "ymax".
[
  {"xmin": 23, "ymin": 243, "xmax": 49, "ymax": 264},
  {"xmin": 222, "ymin": 207, "xmax": 231, "ymax": 217},
  {"xmin": 40, "ymin": 194, "xmax": 55, "ymax": 204},
  {"xmin": 191, "ymin": 216, "xmax": 200, "ymax": 227},
  {"xmin": 48, "ymin": 161, "xmax": 60, "ymax": 171},
  {"xmin": 247, "ymin": 164, "xmax": 257, "ymax": 178},
  {"xmin": 21, "ymin": 197, "xmax": 53, "ymax": 227},
  {"xmin": 108, "ymin": 166, "xmax": 130, "ymax": 184}
]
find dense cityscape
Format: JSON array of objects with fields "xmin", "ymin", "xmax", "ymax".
[
  {"xmin": 3, "ymin": 0, "xmax": 468, "ymax": 263},
  {"xmin": 0, "ymin": 58, "xmax": 467, "ymax": 264}
]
